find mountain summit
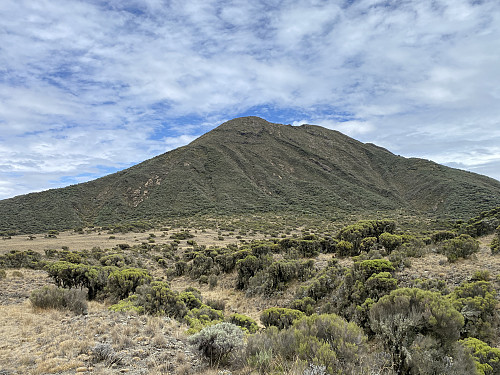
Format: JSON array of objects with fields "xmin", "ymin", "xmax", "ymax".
[{"xmin": 2, "ymin": 116, "xmax": 500, "ymax": 233}]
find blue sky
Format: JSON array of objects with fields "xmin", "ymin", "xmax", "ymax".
[{"xmin": 1, "ymin": 0, "xmax": 500, "ymax": 200}]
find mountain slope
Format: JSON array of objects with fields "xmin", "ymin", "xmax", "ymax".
[{"xmin": 1, "ymin": 116, "xmax": 500, "ymax": 233}]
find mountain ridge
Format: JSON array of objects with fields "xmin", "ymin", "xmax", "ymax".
[{"xmin": 2, "ymin": 116, "xmax": 500, "ymax": 233}]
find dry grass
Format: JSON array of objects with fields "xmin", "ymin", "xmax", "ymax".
[
  {"xmin": 0, "ymin": 228, "xmax": 265, "ymax": 256},
  {"xmin": 399, "ymin": 235, "xmax": 500, "ymax": 288}
]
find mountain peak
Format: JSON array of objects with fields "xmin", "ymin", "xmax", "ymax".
[{"xmin": 1, "ymin": 116, "xmax": 500, "ymax": 233}]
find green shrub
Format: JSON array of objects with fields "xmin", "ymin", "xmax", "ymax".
[
  {"xmin": 289, "ymin": 297, "xmax": 316, "ymax": 315},
  {"xmin": 450, "ymin": 280, "xmax": 498, "ymax": 343},
  {"xmin": 337, "ymin": 220, "xmax": 395, "ymax": 249},
  {"xmin": 360, "ymin": 236, "xmax": 377, "ymax": 252},
  {"xmin": 189, "ymin": 254, "xmax": 215, "ymax": 278},
  {"xmin": 461, "ymin": 337, "xmax": 500, "ymax": 375},
  {"xmin": 260, "ymin": 307, "xmax": 305, "ymax": 330},
  {"xmin": 179, "ymin": 291, "xmax": 203, "ymax": 310},
  {"xmin": 236, "ymin": 255, "xmax": 263, "ymax": 289},
  {"xmin": 490, "ymin": 235, "xmax": 499, "ymax": 255},
  {"xmin": 30, "ymin": 285, "xmax": 88, "ymax": 314},
  {"xmin": 431, "ymin": 231, "xmax": 456, "ymax": 243},
  {"xmin": 378, "ymin": 233, "xmax": 403, "ymax": 254},
  {"xmin": 135, "ymin": 281, "xmax": 187, "ymax": 318},
  {"xmin": 441, "ymin": 234, "xmax": 479, "ymax": 262},
  {"xmin": 46, "ymin": 261, "xmax": 112, "ymax": 300},
  {"xmin": 336, "ymin": 240, "xmax": 355, "ymax": 256},
  {"xmin": 246, "ymin": 313, "xmax": 386, "ymax": 375},
  {"xmin": 188, "ymin": 322, "xmax": 244, "ymax": 366},
  {"xmin": 353, "ymin": 259, "xmax": 394, "ymax": 280},
  {"xmin": 228, "ymin": 313, "xmax": 259, "ymax": 333},
  {"xmin": 107, "ymin": 268, "xmax": 152, "ymax": 300},
  {"xmin": 0, "ymin": 269, "xmax": 6, "ymax": 279},
  {"xmin": 370, "ymin": 288, "xmax": 464, "ymax": 374},
  {"xmin": 0, "ymin": 250, "xmax": 44, "ymax": 269},
  {"xmin": 100, "ymin": 253, "xmax": 127, "ymax": 267}
]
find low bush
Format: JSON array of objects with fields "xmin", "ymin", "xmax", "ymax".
[
  {"xmin": 107, "ymin": 268, "xmax": 152, "ymax": 300},
  {"xmin": 228, "ymin": 313, "xmax": 258, "ymax": 333},
  {"xmin": 450, "ymin": 280, "xmax": 499, "ymax": 343},
  {"xmin": 260, "ymin": 307, "xmax": 305, "ymax": 329},
  {"xmin": 246, "ymin": 313, "xmax": 388, "ymax": 375},
  {"xmin": 441, "ymin": 234, "xmax": 479, "ymax": 262},
  {"xmin": 0, "ymin": 250, "xmax": 44, "ymax": 269},
  {"xmin": 461, "ymin": 337, "xmax": 500, "ymax": 375},
  {"xmin": 370, "ymin": 287, "xmax": 465, "ymax": 374},
  {"xmin": 188, "ymin": 322, "xmax": 244, "ymax": 366},
  {"xmin": 30, "ymin": 285, "xmax": 88, "ymax": 314}
]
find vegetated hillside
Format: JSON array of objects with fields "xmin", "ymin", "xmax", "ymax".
[{"xmin": 1, "ymin": 116, "xmax": 500, "ymax": 233}]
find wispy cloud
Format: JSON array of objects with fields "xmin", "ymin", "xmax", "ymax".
[{"xmin": 1, "ymin": 0, "xmax": 500, "ymax": 199}]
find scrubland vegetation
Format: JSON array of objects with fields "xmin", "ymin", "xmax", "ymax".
[{"xmin": 0, "ymin": 208, "xmax": 500, "ymax": 374}]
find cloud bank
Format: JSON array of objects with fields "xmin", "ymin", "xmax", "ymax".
[{"xmin": 1, "ymin": 0, "xmax": 500, "ymax": 199}]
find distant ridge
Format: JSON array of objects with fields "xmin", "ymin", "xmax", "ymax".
[{"xmin": 1, "ymin": 116, "xmax": 500, "ymax": 233}]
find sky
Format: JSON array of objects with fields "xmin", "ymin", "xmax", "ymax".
[{"xmin": 1, "ymin": 0, "xmax": 500, "ymax": 200}]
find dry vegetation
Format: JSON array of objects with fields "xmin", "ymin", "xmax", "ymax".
[{"xmin": 1, "ymin": 216, "xmax": 500, "ymax": 375}]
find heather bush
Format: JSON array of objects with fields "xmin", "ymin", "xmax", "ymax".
[
  {"xmin": 461, "ymin": 337, "xmax": 500, "ymax": 375},
  {"xmin": 0, "ymin": 269, "xmax": 6, "ymax": 279},
  {"xmin": 107, "ymin": 268, "xmax": 152, "ymax": 300},
  {"xmin": 450, "ymin": 280, "xmax": 499, "ymax": 343},
  {"xmin": 441, "ymin": 234, "xmax": 479, "ymax": 262},
  {"xmin": 228, "ymin": 313, "xmax": 259, "ymax": 333},
  {"xmin": 370, "ymin": 288, "xmax": 465, "ymax": 374},
  {"xmin": 289, "ymin": 297, "xmax": 315, "ymax": 315},
  {"xmin": 188, "ymin": 322, "xmax": 244, "ymax": 365},
  {"xmin": 337, "ymin": 220, "xmax": 396, "ymax": 249},
  {"xmin": 431, "ymin": 230, "xmax": 456, "ymax": 243},
  {"xmin": 30, "ymin": 285, "xmax": 88, "ymax": 314},
  {"xmin": 0, "ymin": 250, "xmax": 44, "ymax": 269},
  {"xmin": 378, "ymin": 232, "xmax": 403, "ymax": 254},
  {"xmin": 336, "ymin": 240, "xmax": 355, "ymax": 256},
  {"xmin": 260, "ymin": 307, "xmax": 305, "ymax": 329},
  {"xmin": 246, "ymin": 313, "xmax": 389, "ymax": 375}
]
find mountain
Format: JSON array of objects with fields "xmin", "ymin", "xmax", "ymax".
[{"xmin": 1, "ymin": 116, "xmax": 500, "ymax": 233}]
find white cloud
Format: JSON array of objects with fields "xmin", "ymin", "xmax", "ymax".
[{"xmin": 1, "ymin": 0, "xmax": 500, "ymax": 200}]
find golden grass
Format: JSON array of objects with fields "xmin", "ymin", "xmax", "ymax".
[{"xmin": 0, "ymin": 227, "xmax": 265, "ymax": 255}]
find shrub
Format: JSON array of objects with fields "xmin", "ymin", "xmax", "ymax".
[
  {"xmin": 208, "ymin": 274, "xmax": 218, "ymax": 289},
  {"xmin": 100, "ymin": 253, "xmax": 127, "ymax": 267},
  {"xmin": 260, "ymin": 307, "xmax": 305, "ymax": 330},
  {"xmin": 336, "ymin": 240, "xmax": 355, "ymax": 257},
  {"xmin": 127, "ymin": 282, "xmax": 188, "ymax": 318},
  {"xmin": 0, "ymin": 269, "xmax": 6, "ymax": 279},
  {"xmin": 46, "ymin": 261, "xmax": 112, "ymax": 300},
  {"xmin": 337, "ymin": 220, "xmax": 395, "ymax": 249},
  {"xmin": 370, "ymin": 288, "xmax": 464, "ymax": 374},
  {"xmin": 491, "ymin": 235, "xmax": 499, "ymax": 255},
  {"xmin": 431, "ymin": 231, "xmax": 456, "ymax": 243},
  {"xmin": 228, "ymin": 313, "xmax": 259, "ymax": 333},
  {"xmin": 461, "ymin": 337, "xmax": 500, "ymax": 375},
  {"xmin": 360, "ymin": 236, "xmax": 377, "ymax": 252},
  {"xmin": 246, "ymin": 313, "xmax": 385, "ymax": 375},
  {"xmin": 0, "ymin": 250, "xmax": 43, "ymax": 269},
  {"xmin": 188, "ymin": 322, "xmax": 244, "ymax": 365},
  {"xmin": 236, "ymin": 255, "xmax": 262, "ymax": 289},
  {"xmin": 30, "ymin": 285, "xmax": 88, "ymax": 314},
  {"xmin": 378, "ymin": 233, "xmax": 402, "ymax": 254},
  {"xmin": 289, "ymin": 297, "xmax": 316, "ymax": 315},
  {"xmin": 450, "ymin": 280, "xmax": 498, "ymax": 343},
  {"xmin": 107, "ymin": 268, "xmax": 152, "ymax": 300},
  {"xmin": 441, "ymin": 234, "xmax": 479, "ymax": 262},
  {"xmin": 179, "ymin": 291, "xmax": 203, "ymax": 310}
]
